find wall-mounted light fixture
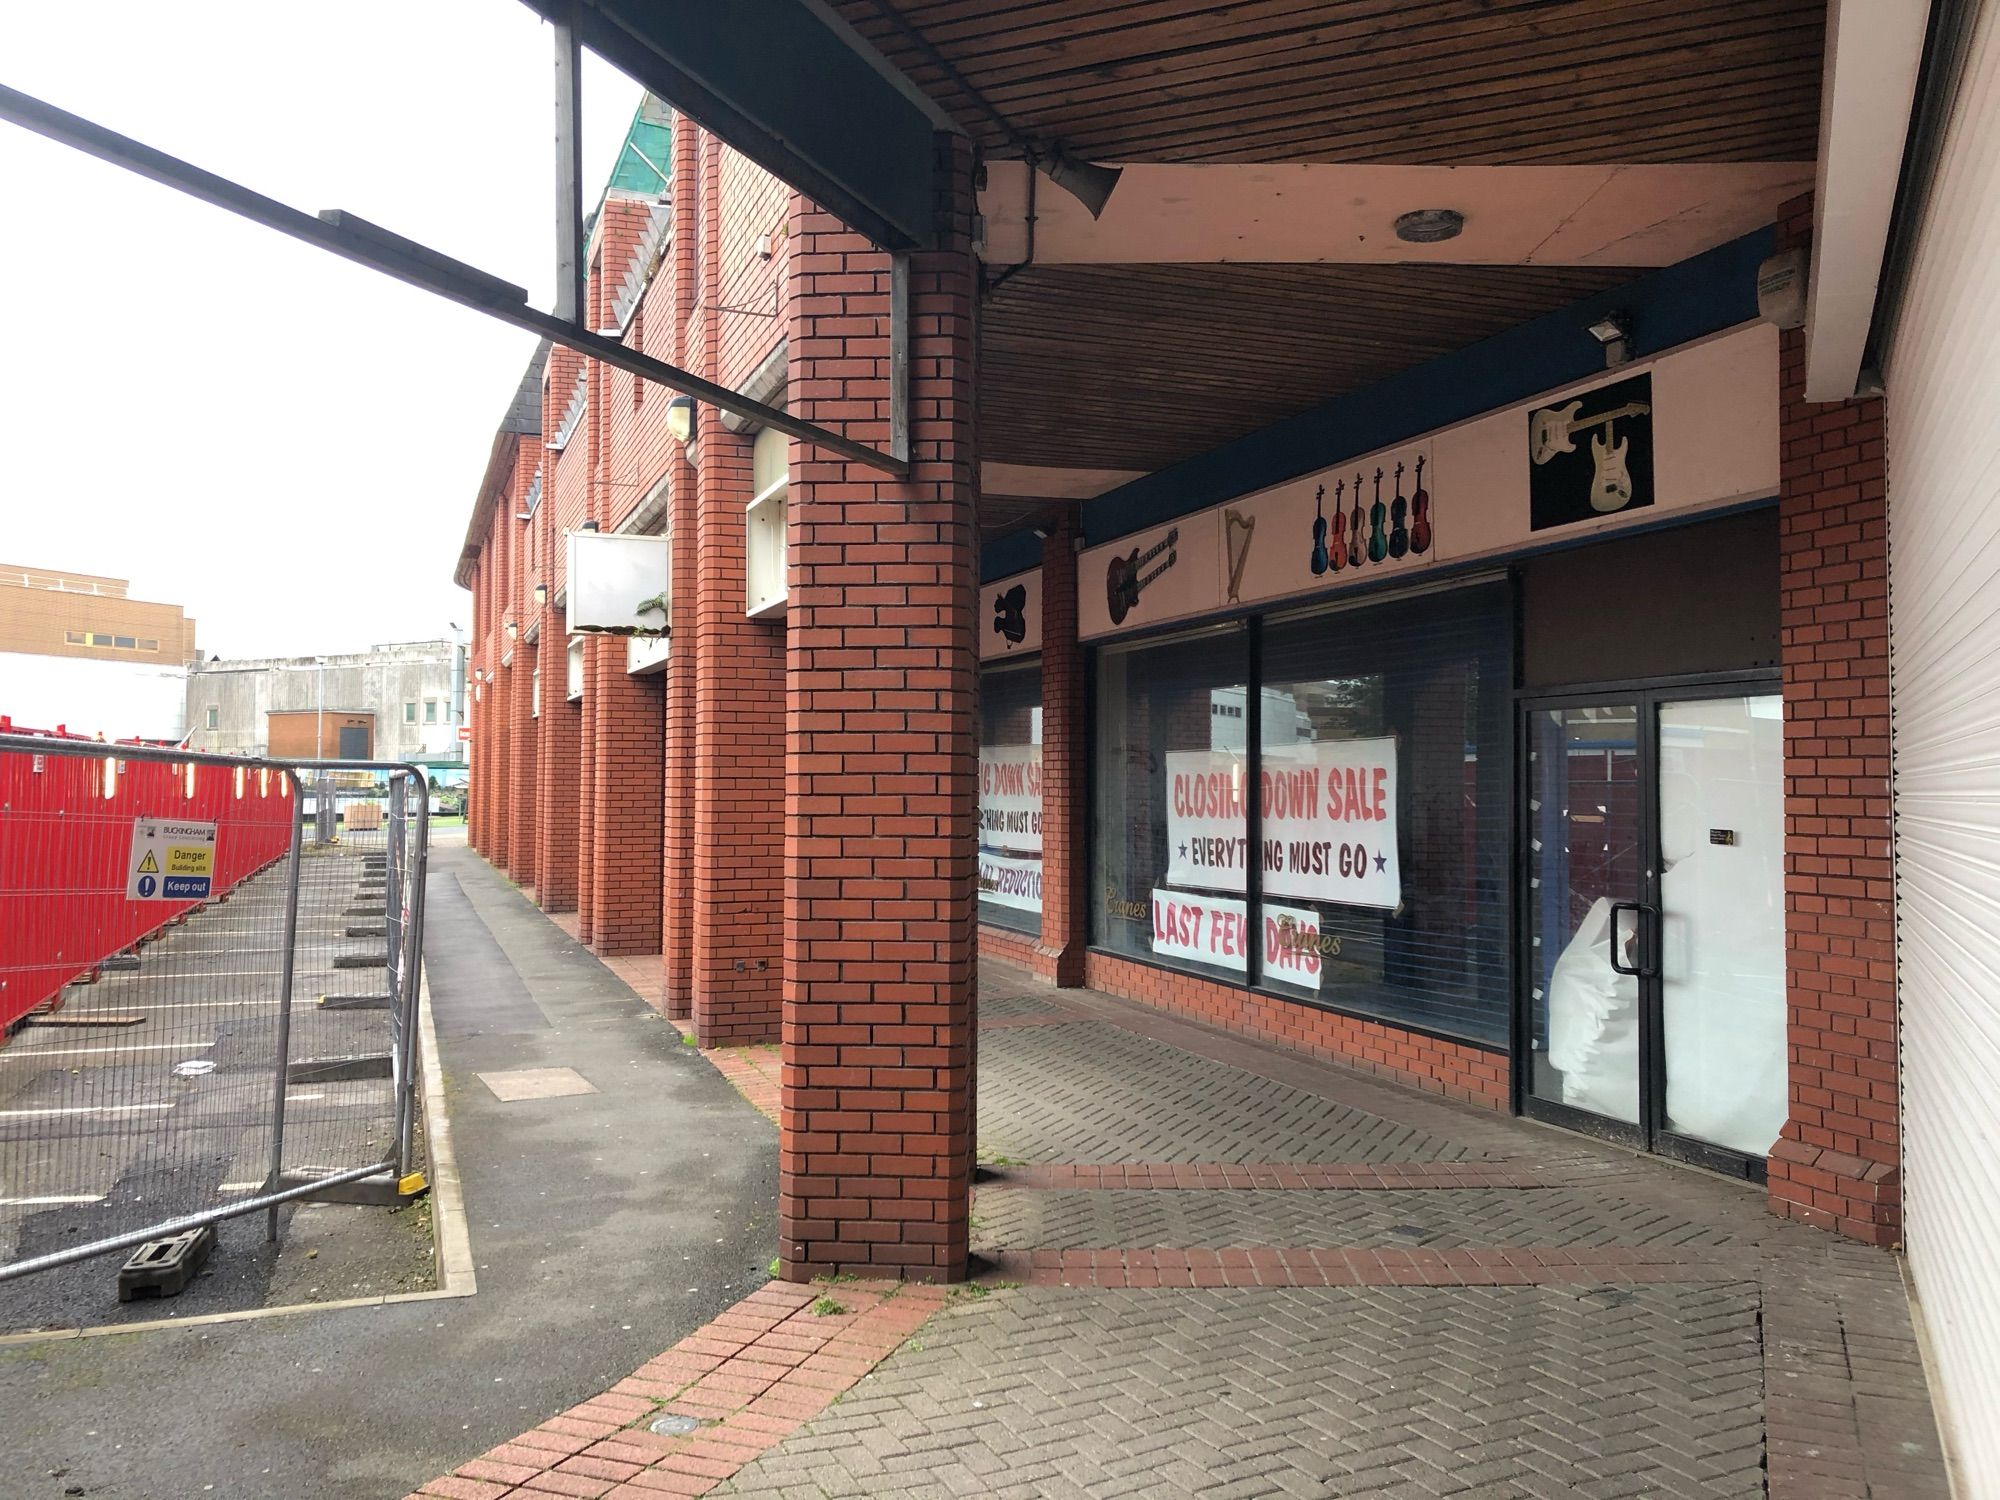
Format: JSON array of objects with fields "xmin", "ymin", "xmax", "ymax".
[
  {"xmin": 533, "ymin": 581, "xmax": 549, "ymax": 607},
  {"xmin": 1586, "ymin": 311, "xmax": 1633, "ymax": 368},
  {"xmin": 665, "ymin": 394, "xmax": 696, "ymax": 443},
  {"xmin": 579, "ymin": 520, "xmax": 600, "ymax": 533},
  {"xmin": 504, "ymin": 619, "xmax": 519, "ymax": 641}
]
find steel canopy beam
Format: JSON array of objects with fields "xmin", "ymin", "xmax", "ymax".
[
  {"xmin": 0, "ymin": 81, "xmax": 907, "ymax": 476},
  {"xmin": 517, "ymin": 0, "xmax": 941, "ymax": 252}
]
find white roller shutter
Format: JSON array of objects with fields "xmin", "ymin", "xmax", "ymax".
[{"xmin": 1884, "ymin": 0, "xmax": 2000, "ymax": 1484}]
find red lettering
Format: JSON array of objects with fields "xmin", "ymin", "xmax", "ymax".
[{"xmin": 1372, "ymin": 766, "xmax": 1387, "ymax": 822}]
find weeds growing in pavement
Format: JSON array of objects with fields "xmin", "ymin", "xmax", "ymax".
[{"xmin": 812, "ymin": 1296, "xmax": 846, "ymax": 1316}]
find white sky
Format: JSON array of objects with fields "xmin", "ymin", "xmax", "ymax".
[{"xmin": 0, "ymin": 1, "xmax": 642, "ymax": 657}]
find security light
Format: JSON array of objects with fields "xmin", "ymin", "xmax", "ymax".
[
  {"xmin": 1586, "ymin": 312, "xmax": 1633, "ymax": 368},
  {"xmin": 533, "ymin": 582, "xmax": 549, "ymax": 607},
  {"xmin": 666, "ymin": 394, "xmax": 696, "ymax": 443}
]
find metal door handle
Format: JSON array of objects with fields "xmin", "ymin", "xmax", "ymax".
[{"xmin": 1608, "ymin": 901, "xmax": 1650, "ymax": 977}]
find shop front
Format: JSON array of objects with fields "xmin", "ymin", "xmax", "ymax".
[{"xmin": 983, "ymin": 318, "xmax": 1791, "ymax": 1177}]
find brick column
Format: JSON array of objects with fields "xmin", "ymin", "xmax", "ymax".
[
  {"xmin": 779, "ymin": 136, "xmax": 979, "ymax": 1282},
  {"xmin": 536, "ymin": 661, "xmax": 583, "ymax": 913},
  {"xmin": 661, "ymin": 115, "xmax": 702, "ymax": 1022},
  {"xmin": 588, "ymin": 633, "xmax": 665, "ymax": 954},
  {"xmin": 506, "ymin": 641, "xmax": 539, "ymax": 887},
  {"xmin": 1033, "ymin": 510, "xmax": 1086, "ymax": 985},
  {"xmin": 1767, "ymin": 193, "xmax": 1899, "ymax": 1246}
]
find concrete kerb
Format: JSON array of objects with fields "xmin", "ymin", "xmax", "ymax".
[{"xmin": 0, "ymin": 970, "xmax": 475, "ymax": 1346}]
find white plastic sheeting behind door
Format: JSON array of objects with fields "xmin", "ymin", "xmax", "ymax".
[{"xmin": 1883, "ymin": 2, "xmax": 2000, "ymax": 1483}]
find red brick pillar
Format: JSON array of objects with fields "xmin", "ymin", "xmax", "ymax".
[
  {"xmin": 661, "ymin": 116, "xmax": 702, "ymax": 1022},
  {"xmin": 1033, "ymin": 511, "xmax": 1086, "ymax": 985},
  {"xmin": 588, "ymin": 632, "xmax": 665, "ymax": 954},
  {"xmin": 1767, "ymin": 192, "xmax": 1899, "ymax": 1246},
  {"xmin": 536, "ymin": 650, "xmax": 583, "ymax": 913},
  {"xmin": 779, "ymin": 137, "xmax": 979, "ymax": 1283},
  {"xmin": 506, "ymin": 641, "xmax": 539, "ymax": 888}
]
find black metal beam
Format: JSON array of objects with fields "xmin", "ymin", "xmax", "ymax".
[
  {"xmin": 0, "ymin": 81, "xmax": 908, "ymax": 476},
  {"xmin": 518, "ymin": 0, "xmax": 941, "ymax": 252}
]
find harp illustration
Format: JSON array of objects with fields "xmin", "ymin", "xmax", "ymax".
[{"xmin": 1224, "ymin": 508, "xmax": 1256, "ymax": 602}]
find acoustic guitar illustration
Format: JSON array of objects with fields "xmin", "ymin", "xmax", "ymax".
[
  {"xmin": 1224, "ymin": 509, "xmax": 1255, "ymax": 602},
  {"xmin": 1367, "ymin": 468, "xmax": 1389, "ymax": 564},
  {"xmin": 1309, "ymin": 485, "xmax": 1329, "ymax": 576},
  {"xmin": 1410, "ymin": 455, "xmax": 1433, "ymax": 555},
  {"xmin": 1388, "ymin": 462, "xmax": 1409, "ymax": 559},
  {"xmin": 1529, "ymin": 399, "xmax": 1650, "ymax": 465},
  {"xmin": 992, "ymin": 583, "xmax": 1028, "ymax": 645},
  {"xmin": 1105, "ymin": 527, "xmax": 1180, "ymax": 626},
  {"xmin": 1347, "ymin": 472, "xmax": 1364, "ymax": 570}
]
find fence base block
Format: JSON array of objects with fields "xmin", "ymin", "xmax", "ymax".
[
  {"xmin": 277, "ymin": 1168, "xmax": 427, "ymax": 1207},
  {"xmin": 117, "ymin": 1224, "xmax": 216, "ymax": 1301},
  {"xmin": 287, "ymin": 1053, "xmax": 394, "ymax": 1083},
  {"xmin": 318, "ymin": 993, "xmax": 394, "ymax": 1011}
]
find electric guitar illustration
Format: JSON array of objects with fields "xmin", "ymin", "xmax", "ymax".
[
  {"xmin": 1529, "ymin": 399, "xmax": 1650, "ymax": 465},
  {"xmin": 1224, "ymin": 509, "xmax": 1255, "ymax": 602},
  {"xmin": 1329, "ymin": 481, "xmax": 1347, "ymax": 572},
  {"xmin": 1310, "ymin": 486, "xmax": 1329, "ymax": 576},
  {"xmin": 1367, "ymin": 468, "xmax": 1388, "ymax": 564},
  {"xmin": 1410, "ymin": 455, "xmax": 1433, "ymax": 555},
  {"xmin": 992, "ymin": 583, "xmax": 1028, "ymax": 645},
  {"xmin": 1347, "ymin": 473, "xmax": 1364, "ymax": 570},
  {"xmin": 1589, "ymin": 432, "xmax": 1636, "ymax": 512},
  {"xmin": 1105, "ymin": 527, "xmax": 1180, "ymax": 626},
  {"xmin": 1388, "ymin": 462, "xmax": 1409, "ymax": 559}
]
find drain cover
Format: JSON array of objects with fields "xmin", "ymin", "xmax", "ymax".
[{"xmin": 650, "ymin": 1415, "xmax": 700, "ymax": 1437}]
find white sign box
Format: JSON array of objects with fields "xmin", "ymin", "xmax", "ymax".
[
  {"xmin": 565, "ymin": 531, "xmax": 669, "ymax": 635},
  {"xmin": 1163, "ymin": 738, "xmax": 1401, "ymax": 910},
  {"xmin": 981, "ymin": 569, "xmax": 1041, "ymax": 659}
]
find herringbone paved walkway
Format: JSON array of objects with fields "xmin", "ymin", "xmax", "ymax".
[{"xmin": 714, "ymin": 963, "xmax": 1948, "ymax": 1500}]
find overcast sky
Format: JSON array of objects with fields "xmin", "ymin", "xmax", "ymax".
[{"xmin": 0, "ymin": 2, "xmax": 642, "ymax": 658}]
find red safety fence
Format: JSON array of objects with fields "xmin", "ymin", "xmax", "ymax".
[{"xmin": 0, "ymin": 745, "xmax": 295, "ymax": 1032}]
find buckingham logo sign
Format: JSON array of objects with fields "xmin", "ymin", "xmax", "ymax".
[{"xmin": 127, "ymin": 818, "xmax": 217, "ymax": 901}]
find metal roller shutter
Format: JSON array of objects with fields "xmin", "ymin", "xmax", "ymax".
[{"xmin": 1884, "ymin": 1, "xmax": 2000, "ymax": 1483}]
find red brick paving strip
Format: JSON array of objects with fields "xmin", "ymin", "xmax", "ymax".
[
  {"xmin": 977, "ymin": 1246, "xmax": 1763, "ymax": 1289},
  {"xmin": 407, "ymin": 1279, "xmax": 944, "ymax": 1500},
  {"xmin": 988, "ymin": 1162, "xmax": 1552, "ymax": 1190}
]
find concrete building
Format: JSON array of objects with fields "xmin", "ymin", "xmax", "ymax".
[
  {"xmin": 184, "ymin": 639, "xmax": 466, "ymax": 766},
  {"xmin": 0, "ymin": 562, "xmax": 197, "ymax": 740},
  {"xmin": 439, "ymin": 6, "xmax": 2000, "ymax": 1481}
]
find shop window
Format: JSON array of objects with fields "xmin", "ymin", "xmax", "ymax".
[
  {"xmin": 1092, "ymin": 624, "xmax": 1251, "ymax": 985},
  {"xmin": 979, "ymin": 659, "xmax": 1044, "ymax": 935},
  {"xmin": 531, "ymin": 666, "xmax": 542, "ymax": 718},
  {"xmin": 566, "ymin": 637, "xmax": 585, "ymax": 700},
  {"xmin": 1089, "ymin": 586, "xmax": 1511, "ymax": 1046},
  {"xmin": 1255, "ymin": 582, "xmax": 1512, "ymax": 1045}
]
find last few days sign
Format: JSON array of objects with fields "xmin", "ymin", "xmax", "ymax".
[{"xmin": 127, "ymin": 818, "xmax": 216, "ymax": 901}]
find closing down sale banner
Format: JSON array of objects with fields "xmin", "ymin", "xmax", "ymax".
[{"xmin": 1164, "ymin": 738, "xmax": 1400, "ymax": 910}]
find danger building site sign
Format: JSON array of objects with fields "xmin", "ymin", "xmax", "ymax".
[{"xmin": 127, "ymin": 819, "xmax": 217, "ymax": 901}]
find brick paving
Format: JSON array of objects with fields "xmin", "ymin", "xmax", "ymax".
[{"xmin": 415, "ymin": 946, "xmax": 1948, "ymax": 1499}]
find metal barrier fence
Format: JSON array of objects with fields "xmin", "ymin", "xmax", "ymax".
[{"xmin": 0, "ymin": 734, "xmax": 430, "ymax": 1286}]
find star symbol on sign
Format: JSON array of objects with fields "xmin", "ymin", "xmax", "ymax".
[
  {"xmin": 1374, "ymin": 852, "xmax": 1388, "ymax": 872},
  {"xmin": 1178, "ymin": 843, "xmax": 1189, "ymax": 860}
]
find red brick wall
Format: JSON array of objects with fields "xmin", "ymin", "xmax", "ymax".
[
  {"xmin": 1766, "ymin": 193, "xmax": 1900, "ymax": 1247},
  {"xmin": 691, "ymin": 130, "xmax": 786, "ymax": 1045},
  {"xmin": 1032, "ymin": 513, "xmax": 1085, "ymax": 984},
  {"xmin": 779, "ymin": 135, "xmax": 979, "ymax": 1282},
  {"xmin": 1083, "ymin": 952, "xmax": 1509, "ymax": 1108},
  {"xmin": 661, "ymin": 121, "xmax": 700, "ymax": 1023}
]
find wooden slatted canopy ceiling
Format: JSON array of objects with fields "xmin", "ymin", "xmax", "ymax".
[
  {"xmin": 824, "ymin": 0, "xmax": 1825, "ymax": 531},
  {"xmin": 834, "ymin": 0, "xmax": 1826, "ymax": 164},
  {"xmin": 979, "ymin": 262, "xmax": 1632, "ymax": 475}
]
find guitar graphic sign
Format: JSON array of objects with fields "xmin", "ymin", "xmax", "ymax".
[{"xmin": 1528, "ymin": 371, "xmax": 1655, "ymax": 531}]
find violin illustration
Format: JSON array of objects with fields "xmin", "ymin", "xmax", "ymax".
[
  {"xmin": 1310, "ymin": 485, "xmax": 1329, "ymax": 576},
  {"xmin": 1388, "ymin": 462, "xmax": 1409, "ymax": 559},
  {"xmin": 1347, "ymin": 472, "xmax": 1364, "ymax": 570},
  {"xmin": 1329, "ymin": 481, "xmax": 1347, "ymax": 572},
  {"xmin": 1367, "ymin": 468, "xmax": 1388, "ymax": 564},
  {"xmin": 1410, "ymin": 455, "xmax": 1433, "ymax": 555}
]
